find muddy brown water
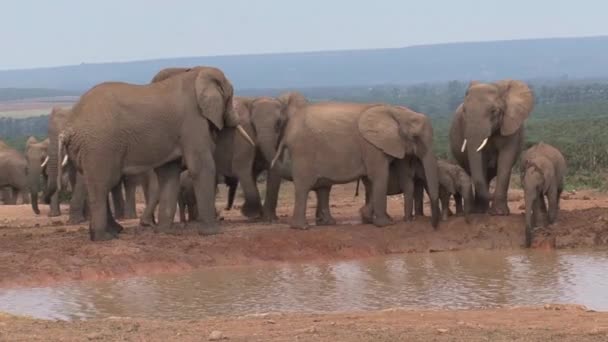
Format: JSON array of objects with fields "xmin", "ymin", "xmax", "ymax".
[{"xmin": 1, "ymin": 250, "xmax": 607, "ymax": 320}]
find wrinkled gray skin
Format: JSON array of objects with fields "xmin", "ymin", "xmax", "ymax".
[
  {"xmin": 274, "ymin": 102, "xmax": 440, "ymax": 229},
  {"xmin": 449, "ymin": 80, "xmax": 534, "ymax": 216},
  {"xmin": 0, "ymin": 140, "xmax": 29, "ymax": 205},
  {"xmin": 520, "ymin": 142, "xmax": 566, "ymax": 247},
  {"xmin": 49, "ymin": 67, "xmax": 243, "ymax": 241}
]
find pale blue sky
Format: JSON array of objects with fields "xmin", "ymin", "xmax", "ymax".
[{"xmin": 1, "ymin": 0, "xmax": 606, "ymax": 69}]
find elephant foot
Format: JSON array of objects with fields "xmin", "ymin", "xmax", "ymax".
[
  {"xmin": 108, "ymin": 221, "xmax": 124, "ymax": 235},
  {"xmin": 489, "ymin": 202, "xmax": 510, "ymax": 216},
  {"xmin": 373, "ymin": 215, "xmax": 393, "ymax": 228},
  {"xmin": 48, "ymin": 211, "xmax": 61, "ymax": 218},
  {"xmin": 139, "ymin": 218, "xmax": 156, "ymax": 227},
  {"xmin": 196, "ymin": 222, "xmax": 221, "ymax": 236},
  {"xmin": 441, "ymin": 213, "xmax": 449, "ymax": 221},
  {"xmin": 89, "ymin": 229, "xmax": 118, "ymax": 241},
  {"xmin": 240, "ymin": 201, "xmax": 263, "ymax": 219},
  {"xmin": 315, "ymin": 215, "xmax": 336, "ymax": 226},
  {"xmin": 68, "ymin": 215, "xmax": 87, "ymax": 225},
  {"xmin": 290, "ymin": 219, "xmax": 310, "ymax": 230},
  {"xmin": 262, "ymin": 213, "xmax": 280, "ymax": 223},
  {"xmin": 359, "ymin": 206, "xmax": 373, "ymax": 224},
  {"xmin": 33, "ymin": 208, "xmax": 41, "ymax": 215}
]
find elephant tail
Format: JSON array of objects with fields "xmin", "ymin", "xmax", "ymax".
[{"xmin": 270, "ymin": 138, "xmax": 286, "ymax": 170}]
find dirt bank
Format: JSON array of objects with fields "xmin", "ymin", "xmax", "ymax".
[
  {"xmin": 1, "ymin": 305, "xmax": 607, "ymax": 341},
  {"xmin": 1, "ymin": 183, "xmax": 607, "ymax": 288}
]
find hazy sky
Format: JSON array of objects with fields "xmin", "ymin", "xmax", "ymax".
[{"xmin": 1, "ymin": 0, "xmax": 606, "ymax": 69}]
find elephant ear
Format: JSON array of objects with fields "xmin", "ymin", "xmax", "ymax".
[
  {"xmin": 359, "ymin": 106, "xmax": 423, "ymax": 159},
  {"xmin": 194, "ymin": 69, "xmax": 234, "ymax": 130},
  {"xmin": 278, "ymin": 91, "xmax": 308, "ymax": 118},
  {"xmin": 150, "ymin": 67, "xmax": 191, "ymax": 83},
  {"xmin": 497, "ymin": 79, "xmax": 534, "ymax": 136}
]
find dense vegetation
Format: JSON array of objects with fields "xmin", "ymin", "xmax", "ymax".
[
  {"xmin": 1, "ymin": 36, "xmax": 608, "ymax": 91},
  {"xmin": 2, "ymin": 79, "xmax": 608, "ymax": 189}
]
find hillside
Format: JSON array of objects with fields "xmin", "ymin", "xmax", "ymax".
[{"xmin": 1, "ymin": 36, "xmax": 608, "ymax": 91}]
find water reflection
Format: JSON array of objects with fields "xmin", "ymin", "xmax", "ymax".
[{"xmin": 1, "ymin": 250, "xmax": 607, "ymax": 320}]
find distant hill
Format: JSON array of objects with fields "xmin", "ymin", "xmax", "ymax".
[{"xmin": 1, "ymin": 36, "xmax": 608, "ymax": 91}]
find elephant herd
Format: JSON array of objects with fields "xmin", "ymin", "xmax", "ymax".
[{"xmin": 0, "ymin": 66, "xmax": 567, "ymax": 247}]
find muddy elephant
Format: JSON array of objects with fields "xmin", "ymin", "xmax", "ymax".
[
  {"xmin": 0, "ymin": 140, "xmax": 29, "ymax": 205},
  {"xmin": 449, "ymin": 79, "xmax": 534, "ymax": 215},
  {"xmin": 520, "ymin": 142, "xmax": 566, "ymax": 247},
  {"xmin": 272, "ymin": 103, "xmax": 440, "ymax": 229},
  {"xmin": 48, "ymin": 66, "xmax": 254, "ymax": 241}
]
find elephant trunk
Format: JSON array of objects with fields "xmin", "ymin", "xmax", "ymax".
[
  {"xmin": 28, "ymin": 160, "xmax": 42, "ymax": 215},
  {"xmin": 421, "ymin": 152, "xmax": 440, "ymax": 229},
  {"xmin": 257, "ymin": 130, "xmax": 280, "ymax": 169},
  {"xmin": 466, "ymin": 135, "xmax": 491, "ymax": 203},
  {"xmin": 43, "ymin": 133, "xmax": 63, "ymax": 204},
  {"xmin": 461, "ymin": 180, "xmax": 473, "ymax": 223}
]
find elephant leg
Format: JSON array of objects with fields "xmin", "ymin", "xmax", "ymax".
[
  {"xmin": 111, "ymin": 181, "xmax": 126, "ymax": 219},
  {"xmin": 48, "ymin": 192, "xmax": 61, "ymax": 217},
  {"xmin": 315, "ymin": 186, "xmax": 336, "ymax": 226},
  {"xmin": 547, "ymin": 188, "xmax": 559, "ymax": 225},
  {"xmin": 239, "ymin": 173, "xmax": 263, "ymax": 219},
  {"xmin": 178, "ymin": 197, "xmax": 186, "ymax": 223},
  {"xmin": 154, "ymin": 161, "xmax": 181, "ymax": 234},
  {"xmin": 368, "ymin": 157, "xmax": 392, "ymax": 227},
  {"xmin": 262, "ymin": 168, "xmax": 281, "ymax": 222},
  {"xmin": 439, "ymin": 188, "xmax": 450, "ymax": 221},
  {"xmin": 225, "ymin": 177, "xmax": 238, "ymax": 210},
  {"xmin": 182, "ymin": 128, "xmax": 221, "ymax": 235},
  {"xmin": 18, "ymin": 188, "xmax": 30, "ymax": 205},
  {"xmin": 123, "ymin": 175, "xmax": 138, "ymax": 219},
  {"xmin": 84, "ymin": 172, "xmax": 118, "ymax": 242},
  {"xmin": 489, "ymin": 151, "xmax": 517, "ymax": 216},
  {"xmin": 140, "ymin": 172, "xmax": 159, "ymax": 227},
  {"xmin": 68, "ymin": 171, "xmax": 88, "ymax": 224},
  {"xmin": 413, "ymin": 180, "xmax": 424, "ymax": 217},
  {"xmin": 454, "ymin": 193, "xmax": 463, "ymax": 215},
  {"xmin": 106, "ymin": 198, "xmax": 124, "ymax": 235},
  {"xmin": 359, "ymin": 178, "xmax": 374, "ymax": 224}
]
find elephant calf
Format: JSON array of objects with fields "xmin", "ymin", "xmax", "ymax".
[{"xmin": 520, "ymin": 142, "xmax": 566, "ymax": 247}]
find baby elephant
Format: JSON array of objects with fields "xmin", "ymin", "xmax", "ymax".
[
  {"xmin": 410, "ymin": 159, "xmax": 473, "ymax": 222},
  {"xmin": 520, "ymin": 142, "xmax": 567, "ymax": 247}
]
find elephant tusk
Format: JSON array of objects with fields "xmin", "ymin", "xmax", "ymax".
[
  {"xmin": 41, "ymin": 156, "xmax": 49, "ymax": 168},
  {"xmin": 476, "ymin": 138, "xmax": 488, "ymax": 152},
  {"xmin": 236, "ymin": 124, "xmax": 255, "ymax": 147},
  {"xmin": 61, "ymin": 155, "xmax": 69, "ymax": 167},
  {"xmin": 460, "ymin": 139, "xmax": 467, "ymax": 153}
]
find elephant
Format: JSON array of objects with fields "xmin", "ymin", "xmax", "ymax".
[
  {"xmin": 449, "ymin": 79, "xmax": 534, "ymax": 216},
  {"xmin": 47, "ymin": 66, "xmax": 254, "ymax": 241},
  {"xmin": 0, "ymin": 140, "xmax": 29, "ymax": 205},
  {"xmin": 357, "ymin": 158, "xmax": 473, "ymax": 223},
  {"xmin": 272, "ymin": 102, "xmax": 440, "ymax": 229},
  {"xmin": 520, "ymin": 142, "xmax": 566, "ymax": 247},
  {"xmin": 151, "ymin": 69, "xmax": 306, "ymax": 223}
]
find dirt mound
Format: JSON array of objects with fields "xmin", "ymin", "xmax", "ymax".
[{"xmin": 0, "ymin": 184, "xmax": 607, "ymax": 288}]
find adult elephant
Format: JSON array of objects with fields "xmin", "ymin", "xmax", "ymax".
[
  {"xmin": 25, "ymin": 136, "xmax": 60, "ymax": 215},
  {"xmin": 272, "ymin": 103, "xmax": 440, "ymax": 229},
  {"xmin": 150, "ymin": 69, "xmax": 302, "ymax": 222},
  {"xmin": 449, "ymin": 80, "xmax": 534, "ymax": 215},
  {"xmin": 48, "ymin": 66, "xmax": 254, "ymax": 241},
  {"xmin": 0, "ymin": 140, "xmax": 29, "ymax": 205}
]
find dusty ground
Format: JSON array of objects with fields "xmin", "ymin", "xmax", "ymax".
[
  {"xmin": 1, "ymin": 305, "xmax": 607, "ymax": 341},
  {"xmin": 1, "ymin": 183, "xmax": 607, "ymax": 289}
]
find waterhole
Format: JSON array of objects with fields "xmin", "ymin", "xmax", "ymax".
[{"xmin": 1, "ymin": 250, "xmax": 607, "ymax": 320}]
